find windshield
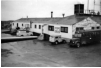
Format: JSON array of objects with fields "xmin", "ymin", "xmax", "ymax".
[{"xmin": 73, "ymin": 33, "xmax": 82, "ymax": 38}]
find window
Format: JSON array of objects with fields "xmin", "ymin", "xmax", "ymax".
[
  {"xmin": 61, "ymin": 27, "xmax": 68, "ymax": 33},
  {"xmin": 17, "ymin": 23, "xmax": 18, "ymax": 27},
  {"xmin": 48, "ymin": 25, "xmax": 54, "ymax": 31},
  {"xmin": 92, "ymin": 27, "xmax": 94, "ymax": 29},
  {"xmin": 76, "ymin": 27, "xmax": 84, "ymax": 31},
  {"xmin": 39, "ymin": 25, "xmax": 41, "ymax": 29},
  {"xmin": 97, "ymin": 26, "xmax": 100, "ymax": 29},
  {"xmin": 76, "ymin": 28, "xmax": 79, "ymax": 31},
  {"xmin": 22, "ymin": 24, "xmax": 23, "ymax": 26},
  {"xmin": 13, "ymin": 23, "xmax": 14, "ymax": 25},
  {"xmin": 35, "ymin": 25, "xmax": 37, "ymax": 28}
]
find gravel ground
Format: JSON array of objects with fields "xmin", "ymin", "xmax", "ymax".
[
  {"xmin": 1, "ymin": 30, "xmax": 13, "ymax": 38},
  {"xmin": 1, "ymin": 31, "xmax": 101, "ymax": 67},
  {"xmin": 1, "ymin": 38, "xmax": 101, "ymax": 67}
]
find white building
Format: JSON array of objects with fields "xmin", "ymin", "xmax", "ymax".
[
  {"xmin": 29, "ymin": 18, "xmax": 63, "ymax": 35},
  {"xmin": 41, "ymin": 15, "xmax": 101, "ymax": 41},
  {"xmin": 11, "ymin": 15, "xmax": 101, "ymax": 42},
  {"xmin": 11, "ymin": 18, "xmax": 31, "ymax": 30}
]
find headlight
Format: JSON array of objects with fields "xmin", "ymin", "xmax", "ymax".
[{"xmin": 72, "ymin": 41, "xmax": 74, "ymax": 43}]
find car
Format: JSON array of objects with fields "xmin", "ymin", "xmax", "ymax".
[
  {"xmin": 49, "ymin": 35, "xmax": 66, "ymax": 45},
  {"xmin": 16, "ymin": 30, "xmax": 33, "ymax": 36}
]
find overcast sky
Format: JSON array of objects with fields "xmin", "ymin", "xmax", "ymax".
[{"xmin": 1, "ymin": 0, "xmax": 100, "ymax": 21}]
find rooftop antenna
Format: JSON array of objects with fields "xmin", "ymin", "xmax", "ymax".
[
  {"xmin": 87, "ymin": 0, "xmax": 89, "ymax": 14},
  {"xmin": 93, "ymin": 0, "xmax": 101, "ymax": 15},
  {"xmin": 100, "ymin": 0, "xmax": 101, "ymax": 15},
  {"xmin": 94, "ymin": 0, "xmax": 95, "ymax": 12}
]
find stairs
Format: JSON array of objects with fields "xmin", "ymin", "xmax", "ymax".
[{"xmin": 37, "ymin": 34, "xmax": 44, "ymax": 40}]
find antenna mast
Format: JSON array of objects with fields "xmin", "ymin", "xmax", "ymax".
[
  {"xmin": 87, "ymin": 0, "xmax": 89, "ymax": 14},
  {"xmin": 94, "ymin": 0, "xmax": 95, "ymax": 12},
  {"xmin": 100, "ymin": 0, "xmax": 101, "ymax": 15}
]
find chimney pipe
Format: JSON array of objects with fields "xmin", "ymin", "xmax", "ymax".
[
  {"xmin": 62, "ymin": 14, "xmax": 65, "ymax": 18},
  {"xmin": 27, "ymin": 16, "xmax": 28, "ymax": 18},
  {"xmin": 51, "ymin": 11, "xmax": 53, "ymax": 18}
]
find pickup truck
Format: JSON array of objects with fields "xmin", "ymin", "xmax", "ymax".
[
  {"xmin": 49, "ymin": 35, "xmax": 66, "ymax": 45},
  {"xmin": 16, "ymin": 30, "xmax": 33, "ymax": 36}
]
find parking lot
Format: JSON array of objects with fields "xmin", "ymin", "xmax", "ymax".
[{"xmin": 1, "ymin": 36, "xmax": 101, "ymax": 67}]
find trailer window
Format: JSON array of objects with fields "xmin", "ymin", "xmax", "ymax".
[
  {"xmin": 48, "ymin": 25, "xmax": 54, "ymax": 31},
  {"xmin": 61, "ymin": 27, "xmax": 68, "ymax": 33},
  {"xmin": 35, "ymin": 25, "xmax": 37, "ymax": 28},
  {"xmin": 39, "ymin": 25, "xmax": 41, "ymax": 29}
]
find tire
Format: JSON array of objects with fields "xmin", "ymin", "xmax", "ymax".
[
  {"xmin": 51, "ymin": 42, "xmax": 54, "ymax": 45},
  {"xmin": 69, "ymin": 45, "xmax": 73, "ymax": 47},
  {"xmin": 55, "ymin": 41, "xmax": 58, "ymax": 45},
  {"xmin": 76, "ymin": 42, "xmax": 80, "ymax": 48},
  {"xmin": 21, "ymin": 35, "xmax": 23, "ymax": 36}
]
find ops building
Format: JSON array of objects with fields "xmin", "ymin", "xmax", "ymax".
[{"xmin": 11, "ymin": 4, "xmax": 101, "ymax": 42}]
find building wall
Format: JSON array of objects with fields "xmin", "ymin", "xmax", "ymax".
[
  {"xmin": 43, "ymin": 24, "xmax": 73, "ymax": 39},
  {"xmin": 30, "ymin": 23, "xmax": 45, "ymax": 34},
  {"xmin": 30, "ymin": 22, "xmax": 73, "ymax": 39},
  {"xmin": 11, "ymin": 22, "xmax": 30, "ymax": 30},
  {"xmin": 72, "ymin": 17, "xmax": 101, "ymax": 34}
]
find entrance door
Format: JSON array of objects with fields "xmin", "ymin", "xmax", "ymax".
[{"xmin": 17, "ymin": 23, "xmax": 18, "ymax": 27}]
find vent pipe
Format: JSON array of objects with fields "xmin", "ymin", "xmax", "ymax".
[
  {"xmin": 27, "ymin": 16, "xmax": 28, "ymax": 18},
  {"xmin": 51, "ymin": 11, "xmax": 53, "ymax": 18},
  {"xmin": 62, "ymin": 14, "xmax": 65, "ymax": 18}
]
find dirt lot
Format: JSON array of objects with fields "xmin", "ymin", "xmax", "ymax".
[
  {"xmin": 1, "ymin": 31, "xmax": 101, "ymax": 67},
  {"xmin": 1, "ymin": 38, "xmax": 101, "ymax": 67}
]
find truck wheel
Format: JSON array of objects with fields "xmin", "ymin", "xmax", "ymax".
[
  {"xmin": 69, "ymin": 45, "xmax": 73, "ymax": 47},
  {"xmin": 63, "ymin": 40, "xmax": 66, "ymax": 43},
  {"xmin": 76, "ymin": 43, "xmax": 80, "ymax": 48},
  {"xmin": 21, "ymin": 35, "xmax": 23, "ymax": 36},
  {"xmin": 55, "ymin": 41, "xmax": 58, "ymax": 45}
]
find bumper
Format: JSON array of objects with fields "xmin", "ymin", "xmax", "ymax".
[{"xmin": 69, "ymin": 43, "xmax": 76, "ymax": 46}]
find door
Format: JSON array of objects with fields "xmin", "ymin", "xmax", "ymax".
[{"xmin": 17, "ymin": 23, "xmax": 18, "ymax": 27}]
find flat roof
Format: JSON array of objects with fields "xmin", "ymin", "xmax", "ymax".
[{"xmin": 13, "ymin": 15, "xmax": 101, "ymax": 25}]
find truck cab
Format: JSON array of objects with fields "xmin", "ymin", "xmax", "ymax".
[
  {"xmin": 49, "ymin": 35, "xmax": 66, "ymax": 45},
  {"xmin": 69, "ymin": 32, "xmax": 87, "ymax": 48},
  {"xmin": 69, "ymin": 38, "xmax": 81, "ymax": 48}
]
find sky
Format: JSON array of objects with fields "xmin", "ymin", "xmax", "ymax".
[{"xmin": 1, "ymin": 0, "xmax": 101, "ymax": 21}]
